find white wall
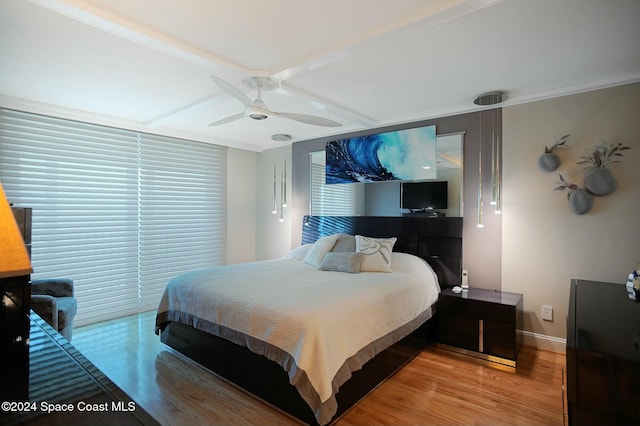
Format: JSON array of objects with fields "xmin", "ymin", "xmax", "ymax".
[
  {"xmin": 227, "ymin": 148, "xmax": 257, "ymax": 264},
  {"xmin": 502, "ymin": 83, "xmax": 640, "ymax": 349}
]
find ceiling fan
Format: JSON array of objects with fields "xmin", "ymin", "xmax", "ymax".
[{"xmin": 209, "ymin": 75, "xmax": 342, "ymax": 128}]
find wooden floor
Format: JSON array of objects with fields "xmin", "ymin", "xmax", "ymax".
[{"xmin": 72, "ymin": 311, "xmax": 566, "ymax": 426}]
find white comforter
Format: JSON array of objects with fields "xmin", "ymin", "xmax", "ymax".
[{"xmin": 156, "ymin": 245, "xmax": 440, "ymax": 422}]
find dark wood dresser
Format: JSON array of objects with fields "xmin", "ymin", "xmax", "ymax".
[
  {"xmin": 1, "ymin": 312, "xmax": 159, "ymax": 425},
  {"xmin": 1, "ymin": 207, "xmax": 33, "ymax": 402},
  {"xmin": 566, "ymin": 279, "xmax": 640, "ymax": 425}
]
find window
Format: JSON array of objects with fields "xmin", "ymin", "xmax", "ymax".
[
  {"xmin": 0, "ymin": 108, "xmax": 227, "ymax": 325},
  {"xmin": 310, "ymin": 151, "xmax": 361, "ymax": 216}
]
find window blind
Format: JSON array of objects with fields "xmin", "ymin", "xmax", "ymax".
[
  {"xmin": 0, "ymin": 108, "xmax": 227, "ymax": 325},
  {"xmin": 311, "ymin": 162, "xmax": 357, "ymax": 216},
  {"xmin": 139, "ymin": 133, "xmax": 226, "ymax": 311}
]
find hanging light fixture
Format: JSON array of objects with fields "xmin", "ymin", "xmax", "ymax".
[
  {"xmin": 477, "ymin": 110, "xmax": 484, "ymax": 228},
  {"xmin": 474, "ymin": 91, "xmax": 506, "ymax": 106},
  {"xmin": 279, "ymin": 168, "xmax": 285, "ymax": 223},
  {"xmin": 494, "ymin": 109, "xmax": 502, "ymax": 214},
  {"xmin": 282, "ymin": 158, "xmax": 287, "ymax": 208},
  {"xmin": 474, "ymin": 91, "xmax": 506, "ymax": 222},
  {"xmin": 272, "ymin": 165, "xmax": 277, "ymax": 214},
  {"xmin": 490, "ymin": 108, "xmax": 498, "ymax": 206},
  {"xmin": 272, "ymin": 158, "xmax": 287, "ymax": 223}
]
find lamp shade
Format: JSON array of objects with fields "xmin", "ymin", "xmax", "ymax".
[{"xmin": 0, "ymin": 182, "xmax": 32, "ymax": 278}]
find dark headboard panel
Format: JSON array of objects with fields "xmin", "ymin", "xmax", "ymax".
[{"xmin": 301, "ymin": 216, "xmax": 463, "ymax": 287}]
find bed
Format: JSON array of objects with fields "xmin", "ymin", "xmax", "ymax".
[{"xmin": 155, "ymin": 215, "xmax": 463, "ymax": 425}]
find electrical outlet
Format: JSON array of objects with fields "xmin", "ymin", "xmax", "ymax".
[{"xmin": 541, "ymin": 305, "xmax": 553, "ymax": 321}]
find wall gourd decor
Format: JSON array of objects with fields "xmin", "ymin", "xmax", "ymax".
[
  {"xmin": 538, "ymin": 134, "xmax": 569, "ymax": 172},
  {"xmin": 554, "ymin": 173, "xmax": 593, "ymax": 215},
  {"xmin": 544, "ymin": 137, "xmax": 631, "ymax": 215},
  {"xmin": 578, "ymin": 142, "xmax": 630, "ymax": 196}
]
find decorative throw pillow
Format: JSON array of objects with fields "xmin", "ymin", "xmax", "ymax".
[
  {"xmin": 304, "ymin": 234, "xmax": 340, "ymax": 268},
  {"xmin": 355, "ymin": 235, "xmax": 397, "ymax": 272},
  {"xmin": 319, "ymin": 252, "xmax": 364, "ymax": 273},
  {"xmin": 331, "ymin": 233, "xmax": 356, "ymax": 252},
  {"xmin": 284, "ymin": 244, "xmax": 313, "ymax": 261}
]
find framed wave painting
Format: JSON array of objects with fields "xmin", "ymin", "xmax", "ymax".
[{"xmin": 325, "ymin": 125, "xmax": 437, "ymax": 184}]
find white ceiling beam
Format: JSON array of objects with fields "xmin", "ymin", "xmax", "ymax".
[
  {"xmin": 270, "ymin": 0, "xmax": 503, "ymax": 82},
  {"xmin": 278, "ymin": 83, "xmax": 377, "ymax": 127},
  {"xmin": 144, "ymin": 92, "xmax": 227, "ymax": 126},
  {"xmin": 27, "ymin": 0, "xmax": 250, "ymax": 80}
]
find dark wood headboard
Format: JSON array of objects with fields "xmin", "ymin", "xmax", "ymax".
[{"xmin": 301, "ymin": 215, "xmax": 463, "ymax": 287}]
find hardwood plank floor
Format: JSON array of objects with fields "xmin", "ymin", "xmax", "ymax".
[{"xmin": 72, "ymin": 311, "xmax": 566, "ymax": 425}]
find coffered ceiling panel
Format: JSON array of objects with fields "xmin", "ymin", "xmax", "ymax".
[{"xmin": 1, "ymin": 0, "xmax": 639, "ymax": 151}]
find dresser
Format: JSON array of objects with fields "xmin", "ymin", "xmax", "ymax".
[
  {"xmin": 1, "ymin": 207, "xmax": 32, "ymax": 401},
  {"xmin": 566, "ymin": 279, "xmax": 640, "ymax": 425},
  {"xmin": 1, "ymin": 312, "xmax": 158, "ymax": 425}
]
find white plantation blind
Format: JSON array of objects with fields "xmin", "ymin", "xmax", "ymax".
[
  {"xmin": 311, "ymin": 162, "xmax": 357, "ymax": 216},
  {"xmin": 0, "ymin": 108, "xmax": 227, "ymax": 325},
  {"xmin": 139, "ymin": 133, "xmax": 226, "ymax": 311}
]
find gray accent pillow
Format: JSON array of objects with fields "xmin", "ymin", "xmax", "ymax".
[
  {"xmin": 319, "ymin": 252, "xmax": 364, "ymax": 273},
  {"xmin": 331, "ymin": 233, "xmax": 356, "ymax": 252}
]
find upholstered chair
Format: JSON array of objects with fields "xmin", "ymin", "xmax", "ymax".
[{"xmin": 30, "ymin": 278, "xmax": 78, "ymax": 341}]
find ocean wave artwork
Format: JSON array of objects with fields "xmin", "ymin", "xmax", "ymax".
[{"xmin": 325, "ymin": 125, "xmax": 437, "ymax": 184}]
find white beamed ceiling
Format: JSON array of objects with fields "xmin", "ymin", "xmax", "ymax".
[{"xmin": 1, "ymin": 0, "xmax": 639, "ymax": 152}]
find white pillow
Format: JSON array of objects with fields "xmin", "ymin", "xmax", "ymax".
[
  {"xmin": 304, "ymin": 234, "xmax": 340, "ymax": 268},
  {"xmin": 283, "ymin": 244, "xmax": 313, "ymax": 261},
  {"xmin": 355, "ymin": 235, "xmax": 397, "ymax": 272}
]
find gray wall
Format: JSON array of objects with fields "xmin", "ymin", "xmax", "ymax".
[
  {"xmin": 364, "ymin": 181, "xmax": 401, "ymax": 216},
  {"xmin": 291, "ymin": 110, "xmax": 503, "ymax": 290}
]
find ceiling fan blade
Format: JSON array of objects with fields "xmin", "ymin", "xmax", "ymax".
[
  {"xmin": 208, "ymin": 113, "xmax": 245, "ymax": 127},
  {"xmin": 274, "ymin": 112, "xmax": 342, "ymax": 127},
  {"xmin": 210, "ymin": 75, "xmax": 254, "ymax": 108}
]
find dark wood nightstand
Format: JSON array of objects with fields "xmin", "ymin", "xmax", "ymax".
[{"xmin": 437, "ymin": 287, "xmax": 523, "ymax": 368}]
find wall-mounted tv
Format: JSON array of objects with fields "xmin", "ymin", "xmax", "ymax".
[{"xmin": 401, "ymin": 181, "xmax": 448, "ymax": 211}]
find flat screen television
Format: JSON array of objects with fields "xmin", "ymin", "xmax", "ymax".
[{"xmin": 401, "ymin": 181, "xmax": 448, "ymax": 210}]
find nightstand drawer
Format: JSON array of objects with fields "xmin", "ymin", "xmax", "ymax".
[
  {"xmin": 438, "ymin": 314, "xmax": 479, "ymax": 351},
  {"xmin": 484, "ymin": 320, "xmax": 518, "ymax": 360},
  {"xmin": 438, "ymin": 296, "xmax": 517, "ymax": 324}
]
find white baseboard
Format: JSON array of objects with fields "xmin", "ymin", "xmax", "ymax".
[{"xmin": 519, "ymin": 329, "xmax": 566, "ymax": 354}]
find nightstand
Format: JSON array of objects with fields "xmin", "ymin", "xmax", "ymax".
[{"xmin": 437, "ymin": 287, "xmax": 523, "ymax": 368}]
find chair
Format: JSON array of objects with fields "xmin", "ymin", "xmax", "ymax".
[{"xmin": 30, "ymin": 278, "xmax": 78, "ymax": 341}]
